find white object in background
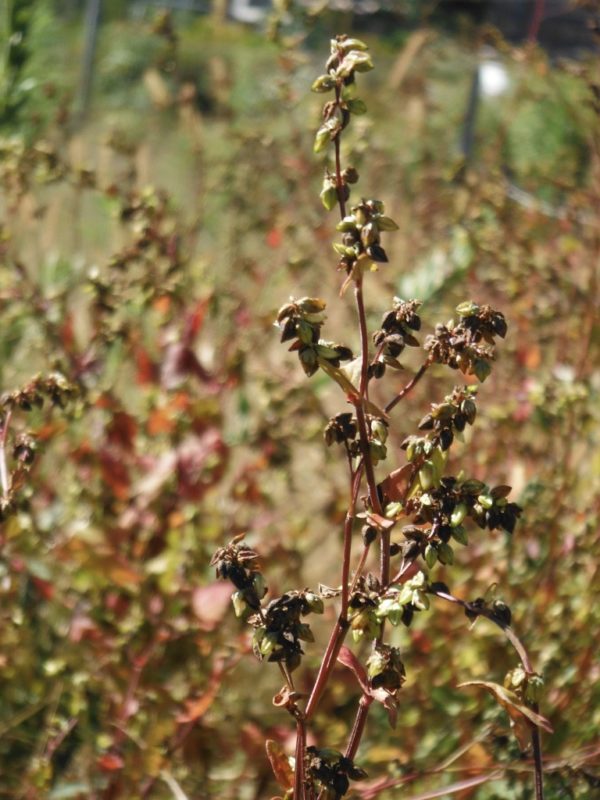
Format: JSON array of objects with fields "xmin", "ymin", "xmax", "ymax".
[{"xmin": 479, "ymin": 60, "xmax": 510, "ymax": 97}]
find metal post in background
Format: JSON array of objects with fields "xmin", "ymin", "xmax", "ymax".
[{"xmin": 75, "ymin": 0, "xmax": 102, "ymax": 124}]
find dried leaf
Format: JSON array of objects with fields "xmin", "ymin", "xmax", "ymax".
[
  {"xmin": 265, "ymin": 740, "xmax": 294, "ymax": 791},
  {"xmin": 366, "ymin": 512, "xmax": 396, "ymax": 531},
  {"xmin": 457, "ymin": 680, "xmax": 553, "ymax": 746}
]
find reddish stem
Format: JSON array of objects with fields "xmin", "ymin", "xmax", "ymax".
[
  {"xmin": 345, "ymin": 695, "xmax": 373, "ymax": 761},
  {"xmin": 528, "ymin": 0, "xmax": 545, "ymax": 43},
  {"xmin": 385, "ymin": 359, "xmax": 431, "ymax": 414},
  {"xmin": 305, "ymin": 468, "xmax": 362, "ymax": 720},
  {"xmin": 294, "ymin": 716, "xmax": 307, "ymax": 800}
]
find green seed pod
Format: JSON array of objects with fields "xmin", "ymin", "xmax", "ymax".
[
  {"xmin": 419, "ymin": 461, "xmax": 435, "ymax": 491},
  {"xmin": 425, "ymin": 543, "xmax": 438, "ymax": 568},
  {"xmin": 369, "ymin": 441, "xmax": 387, "ymax": 464},
  {"xmin": 314, "ymin": 125, "xmax": 331, "ymax": 153},
  {"xmin": 320, "ymin": 183, "xmax": 338, "ymax": 211},
  {"xmin": 456, "ymin": 301, "xmax": 480, "ymax": 317},
  {"xmin": 366, "ymin": 649, "xmax": 386, "ymax": 679},
  {"xmin": 347, "ymin": 51, "xmax": 374, "ymax": 73},
  {"xmin": 336, "ymin": 215, "xmax": 358, "ymax": 232},
  {"xmin": 477, "ymin": 493, "xmax": 494, "ymax": 510},
  {"xmin": 259, "ymin": 632, "xmax": 279, "ymax": 658},
  {"xmin": 525, "ymin": 674, "xmax": 545, "ymax": 704},
  {"xmin": 450, "ymin": 502, "xmax": 468, "ymax": 527},
  {"xmin": 437, "ymin": 542, "xmax": 454, "ymax": 565},
  {"xmin": 505, "ymin": 666, "xmax": 527, "ymax": 690},
  {"xmin": 311, "ymin": 74, "xmax": 336, "ymax": 93},
  {"xmin": 304, "ymin": 592, "xmax": 324, "ymax": 614},
  {"xmin": 375, "ymin": 215, "xmax": 399, "ymax": 231},
  {"xmin": 451, "ymin": 525, "xmax": 468, "ymax": 545},
  {"xmin": 298, "ymin": 319, "xmax": 314, "ymax": 345},
  {"xmin": 298, "ymin": 297, "xmax": 327, "ymax": 314},
  {"xmin": 384, "ymin": 501, "xmax": 403, "ymax": 518},
  {"xmin": 411, "ymin": 589, "xmax": 430, "ymax": 610},
  {"xmin": 371, "ymin": 418, "xmax": 388, "ymax": 443},
  {"xmin": 252, "ymin": 572, "xmax": 267, "ymax": 599},
  {"xmin": 340, "ymin": 37, "xmax": 369, "ymax": 52},
  {"xmin": 231, "ymin": 591, "xmax": 247, "ymax": 618},
  {"xmin": 299, "ymin": 347, "xmax": 318, "ymax": 376}
]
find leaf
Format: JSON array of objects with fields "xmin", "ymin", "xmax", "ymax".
[
  {"xmin": 192, "ymin": 582, "xmax": 232, "ymax": 631},
  {"xmin": 97, "ymin": 752, "xmax": 124, "ymax": 771},
  {"xmin": 337, "ymin": 648, "xmax": 398, "ymax": 728},
  {"xmin": 380, "ymin": 464, "xmax": 414, "ymax": 502},
  {"xmin": 338, "ymin": 646, "xmax": 370, "ymax": 693},
  {"xmin": 457, "ymin": 680, "xmax": 553, "ymax": 748},
  {"xmin": 366, "ymin": 512, "xmax": 396, "ymax": 531},
  {"xmin": 265, "ymin": 740, "xmax": 294, "ymax": 791},
  {"xmin": 318, "ymin": 358, "xmax": 359, "ymax": 401}
]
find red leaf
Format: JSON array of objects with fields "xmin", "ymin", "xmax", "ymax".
[
  {"xmin": 380, "ymin": 464, "xmax": 414, "ymax": 502},
  {"xmin": 192, "ymin": 582, "xmax": 232, "ymax": 631},
  {"xmin": 98, "ymin": 752, "xmax": 124, "ymax": 772},
  {"xmin": 266, "ymin": 228, "xmax": 283, "ymax": 248},
  {"xmin": 337, "ymin": 646, "xmax": 369, "ymax": 694},
  {"xmin": 183, "ymin": 299, "xmax": 209, "ymax": 343},
  {"xmin": 100, "ymin": 449, "xmax": 130, "ymax": 499},
  {"xmin": 133, "ymin": 344, "xmax": 158, "ymax": 385},
  {"xmin": 107, "ymin": 411, "xmax": 137, "ymax": 450}
]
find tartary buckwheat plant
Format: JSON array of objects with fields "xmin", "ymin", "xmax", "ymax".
[{"xmin": 213, "ymin": 35, "xmax": 551, "ymax": 800}]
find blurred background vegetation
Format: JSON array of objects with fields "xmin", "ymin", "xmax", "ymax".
[{"xmin": 0, "ymin": 1, "xmax": 599, "ymax": 798}]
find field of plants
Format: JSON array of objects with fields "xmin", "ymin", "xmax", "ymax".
[{"xmin": 0, "ymin": 2, "xmax": 599, "ymax": 799}]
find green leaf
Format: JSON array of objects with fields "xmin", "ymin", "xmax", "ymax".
[{"xmin": 346, "ymin": 98, "xmax": 367, "ymax": 115}]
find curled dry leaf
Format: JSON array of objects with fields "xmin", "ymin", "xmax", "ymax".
[
  {"xmin": 457, "ymin": 680, "xmax": 553, "ymax": 749},
  {"xmin": 265, "ymin": 739, "xmax": 294, "ymax": 792}
]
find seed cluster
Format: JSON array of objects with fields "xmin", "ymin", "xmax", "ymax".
[
  {"xmin": 277, "ymin": 297, "xmax": 353, "ymax": 377},
  {"xmin": 425, "ymin": 302, "xmax": 507, "ymax": 382}
]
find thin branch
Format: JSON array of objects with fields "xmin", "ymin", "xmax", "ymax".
[
  {"xmin": 304, "ymin": 466, "xmax": 361, "ymax": 721},
  {"xmin": 385, "ymin": 359, "xmax": 431, "ymax": 414},
  {"xmin": 430, "ymin": 588, "xmax": 545, "ymax": 799},
  {"xmin": 294, "ymin": 716, "xmax": 307, "ymax": 800}
]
